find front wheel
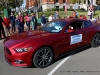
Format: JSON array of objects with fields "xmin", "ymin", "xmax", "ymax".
[
  {"xmin": 91, "ymin": 33, "xmax": 100, "ymax": 47},
  {"xmin": 33, "ymin": 47, "xmax": 53, "ymax": 68}
]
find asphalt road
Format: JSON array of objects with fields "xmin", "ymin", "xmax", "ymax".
[{"xmin": 0, "ymin": 40, "xmax": 100, "ymax": 75}]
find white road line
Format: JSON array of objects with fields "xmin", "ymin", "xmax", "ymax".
[{"xmin": 48, "ymin": 56, "xmax": 71, "ymax": 75}]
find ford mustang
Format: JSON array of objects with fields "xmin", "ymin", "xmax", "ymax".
[{"xmin": 4, "ymin": 19, "xmax": 100, "ymax": 68}]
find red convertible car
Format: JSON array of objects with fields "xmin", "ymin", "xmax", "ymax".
[{"xmin": 4, "ymin": 19, "xmax": 100, "ymax": 68}]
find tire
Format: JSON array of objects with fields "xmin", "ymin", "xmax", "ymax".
[
  {"xmin": 91, "ymin": 33, "xmax": 100, "ymax": 47},
  {"xmin": 33, "ymin": 47, "xmax": 53, "ymax": 68}
]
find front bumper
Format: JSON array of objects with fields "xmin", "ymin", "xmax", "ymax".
[{"xmin": 4, "ymin": 47, "xmax": 33, "ymax": 67}]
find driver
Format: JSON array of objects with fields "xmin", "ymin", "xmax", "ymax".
[
  {"xmin": 69, "ymin": 26, "xmax": 73, "ymax": 29},
  {"xmin": 66, "ymin": 26, "xmax": 74, "ymax": 32}
]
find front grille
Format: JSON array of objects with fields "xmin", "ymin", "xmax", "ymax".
[{"xmin": 5, "ymin": 47, "xmax": 12, "ymax": 55}]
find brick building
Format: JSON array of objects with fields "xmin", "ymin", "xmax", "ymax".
[{"xmin": 26, "ymin": 0, "xmax": 70, "ymax": 11}]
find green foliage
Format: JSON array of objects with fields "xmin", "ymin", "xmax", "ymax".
[
  {"xmin": 0, "ymin": 0, "xmax": 23, "ymax": 11},
  {"xmin": 39, "ymin": 11, "xmax": 55, "ymax": 18},
  {"xmin": 68, "ymin": 9, "xmax": 74, "ymax": 11},
  {"xmin": 59, "ymin": 8, "xmax": 64, "ymax": 11}
]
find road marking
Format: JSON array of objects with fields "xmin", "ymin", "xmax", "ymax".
[{"xmin": 48, "ymin": 56, "xmax": 71, "ymax": 75}]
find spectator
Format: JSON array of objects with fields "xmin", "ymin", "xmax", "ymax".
[
  {"xmin": 93, "ymin": 5, "xmax": 96, "ymax": 16},
  {"xmin": 18, "ymin": 13, "xmax": 24, "ymax": 32},
  {"xmin": 69, "ymin": 16, "xmax": 73, "ymax": 19},
  {"xmin": 31, "ymin": 13, "xmax": 37, "ymax": 30},
  {"xmin": 0, "ymin": 16, "xmax": 6, "ymax": 39},
  {"xmin": 3, "ymin": 16, "xmax": 10, "ymax": 36},
  {"xmin": 72, "ymin": 10, "xmax": 76, "ymax": 18},
  {"xmin": 79, "ymin": 15, "xmax": 83, "ymax": 19},
  {"xmin": 9, "ymin": 12, "xmax": 16, "ymax": 34},
  {"xmin": 76, "ymin": 11, "xmax": 78, "ymax": 18},
  {"xmin": 15, "ymin": 15, "xmax": 21, "ymax": 33},
  {"xmin": 83, "ymin": 15, "xmax": 87, "ymax": 20},
  {"xmin": 48, "ymin": 14, "xmax": 54, "ymax": 22},
  {"xmin": 54, "ymin": 11, "xmax": 60, "ymax": 20},
  {"xmin": 24, "ymin": 13, "xmax": 31, "ymax": 30},
  {"xmin": 90, "ymin": 10, "xmax": 93, "ymax": 19},
  {"xmin": 88, "ymin": 9, "xmax": 93, "ymax": 20},
  {"xmin": 41, "ymin": 13, "xmax": 46, "ymax": 26},
  {"xmin": 97, "ymin": 16, "xmax": 100, "ymax": 23}
]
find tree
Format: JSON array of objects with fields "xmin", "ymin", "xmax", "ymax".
[
  {"xmin": 0, "ymin": 0, "xmax": 23, "ymax": 10},
  {"xmin": 32, "ymin": 0, "xmax": 41, "ymax": 18}
]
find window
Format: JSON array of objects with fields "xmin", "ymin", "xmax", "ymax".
[
  {"xmin": 83, "ymin": 21, "xmax": 91, "ymax": 28},
  {"xmin": 63, "ymin": 0, "xmax": 65, "ymax": 3},
  {"xmin": 56, "ymin": 0, "xmax": 58, "ymax": 2},
  {"xmin": 68, "ymin": 21, "xmax": 83, "ymax": 30},
  {"xmin": 40, "ymin": 21, "xmax": 68, "ymax": 33}
]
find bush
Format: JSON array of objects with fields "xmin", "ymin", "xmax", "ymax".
[
  {"xmin": 38, "ymin": 11, "xmax": 55, "ymax": 18},
  {"xmin": 77, "ymin": 8, "xmax": 87, "ymax": 12},
  {"xmin": 59, "ymin": 8, "xmax": 64, "ymax": 11},
  {"xmin": 68, "ymin": 9, "xmax": 74, "ymax": 11},
  {"xmin": 52, "ymin": 8, "xmax": 58, "ymax": 11}
]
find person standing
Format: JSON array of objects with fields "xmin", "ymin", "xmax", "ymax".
[
  {"xmin": 9, "ymin": 12, "xmax": 16, "ymax": 34},
  {"xmin": 0, "ymin": 16, "xmax": 6, "ymax": 39},
  {"xmin": 3, "ymin": 16, "xmax": 10, "ymax": 36},
  {"xmin": 41, "ymin": 13, "xmax": 46, "ymax": 26},
  {"xmin": 54, "ymin": 11, "xmax": 60, "ymax": 20},
  {"xmin": 15, "ymin": 15, "xmax": 21, "ymax": 33},
  {"xmin": 24, "ymin": 13, "xmax": 31, "ymax": 30},
  {"xmin": 18, "ymin": 13, "xmax": 24, "ymax": 32},
  {"xmin": 88, "ymin": 9, "xmax": 93, "ymax": 20},
  {"xmin": 72, "ymin": 10, "xmax": 76, "ymax": 18},
  {"xmin": 48, "ymin": 14, "xmax": 54, "ymax": 22},
  {"xmin": 31, "ymin": 13, "xmax": 37, "ymax": 30}
]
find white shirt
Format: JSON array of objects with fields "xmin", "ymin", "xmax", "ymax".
[
  {"xmin": 88, "ymin": 11, "xmax": 92, "ymax": 16},
  {"xmin": 48, "ymin": 16, "xmax": 54, "ymax": 22}
]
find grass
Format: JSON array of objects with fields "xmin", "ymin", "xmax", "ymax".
[
  {"xmin": 40, "ymin": 10, "xmax": 100, "ymax": 19},
  {"xmin": 59, "ymin": 10, "xmax": 100, "ymax": 18}
]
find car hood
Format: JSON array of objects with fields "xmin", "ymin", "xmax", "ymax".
[
  {"xmin": 4, "ymin": 30, "xmax": 55, "ymax": 47},
  {"xmin": 9, "ymin": 30, "xmax": 51, "ymax": 40}
]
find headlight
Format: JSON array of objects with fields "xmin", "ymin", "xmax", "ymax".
[{"xmin": 14, "ymin": 47, "xmax": 32, "ymax": 53}]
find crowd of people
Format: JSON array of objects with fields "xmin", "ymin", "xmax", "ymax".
[
  {"xmin": 0, "ymin": 7, "xmax": 100, "ymax": 40},
  {"xmin": 0, "ymin": 11, "xmax": 61, "ymax": 40}
]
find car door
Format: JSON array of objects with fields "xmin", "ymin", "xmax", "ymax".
[
  {"xmin": 58, "ymin": 32, "xmax": 73, "ymax": 55},
  {"xmin": 59, "ymin": 20, "xmax": 90, "ymax": 54},
  {"xmin": 58, "ymin": 20, "xmax": 91, "ymax": 55},
  {"xmin": 70, "ymin": 21, "xmax": 91, "ymax": 48},
  {"xmin": 58, "ymin": 21, "xmax": 84, "ymax": 54}
]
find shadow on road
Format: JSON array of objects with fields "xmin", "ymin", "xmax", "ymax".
[{"xmin": 50, "ymin": 46, "xmax": 91, "ymax": 67}]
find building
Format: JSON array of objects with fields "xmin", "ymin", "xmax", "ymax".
[
  {"xmin": 26, "ymin": 0, "xmax": 97, "ymax": 11},
  {"xmin": 26, "ymin": 0, "xmax": 70, "ymax": 11}
]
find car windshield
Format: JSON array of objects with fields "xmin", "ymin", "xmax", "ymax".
[{"xmin": 40, "ymin": 20, "xmax": 68, "ymax": 33}]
